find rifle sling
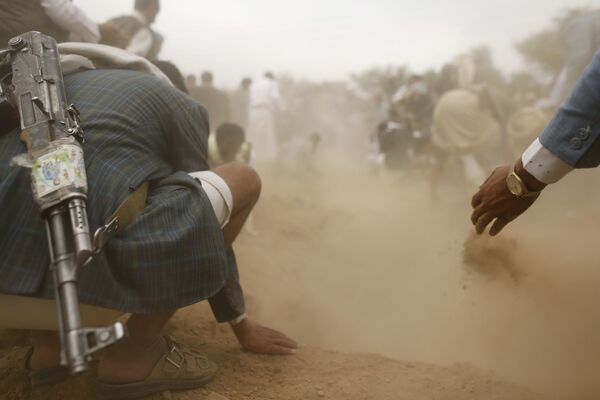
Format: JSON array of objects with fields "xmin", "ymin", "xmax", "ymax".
[{"xmin": 93, "ymin": 181, "xmax": 149, "ymax": 252}]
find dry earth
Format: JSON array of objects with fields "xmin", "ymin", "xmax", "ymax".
[{"xmin": 0, "ymin": 309, "xmax": 541, "ymax": 400}]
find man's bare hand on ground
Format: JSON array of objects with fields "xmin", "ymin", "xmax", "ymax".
[
  {"xmin": 471, "ymin": 162, "xmax": 545, "ymax": 236},
  {"xmin": 231, "ymin": 319, "xmax": 298, "ymax": 355}
]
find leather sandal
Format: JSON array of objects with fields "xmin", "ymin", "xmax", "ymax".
[
  {"xmin": 24, "ymin": 347, "xmax": 70, "ymax": 387},
  {"xmin": 95, "ymin": 337, "xmax": 217, "ymax": 400}
]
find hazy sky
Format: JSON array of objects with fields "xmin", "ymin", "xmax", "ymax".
[{"xmin": 77, "ymin": 0, "xmax": 599, "ymax": 87}]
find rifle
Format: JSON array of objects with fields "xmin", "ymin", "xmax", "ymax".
[{"xmin": 0, "ymin": 32, "xmax": 125, "ymax": 374}]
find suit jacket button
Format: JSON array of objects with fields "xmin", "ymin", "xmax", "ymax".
[
  {"xmin": 577, "ymin": 128, "xmax": 591, "ymax": 140},
  {"xmin": 570, "ymin": 137, "xmax": 583, "ymax": 149}
]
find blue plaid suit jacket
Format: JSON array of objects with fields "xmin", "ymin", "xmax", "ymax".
[{"xmin": 0, "ymin": 69, "xmax": 244, "ymax": 319}]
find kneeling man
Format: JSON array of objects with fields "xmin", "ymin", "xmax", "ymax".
[{"xmin": 0, "ymin": 69, "xmax": 296, "ymax": 398}]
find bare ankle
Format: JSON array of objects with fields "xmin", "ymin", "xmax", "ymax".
[
  {"xmin": 29, "ymin": 331, "xmax": 61, "ymax": 370},
  {"xmin": 98, "ymin": 336, "xmax": 167, "ymax": 383}
]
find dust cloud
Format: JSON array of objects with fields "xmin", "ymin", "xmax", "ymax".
[
  {"xmin": 234, "ymin": 138, "xmax": 600, "ymax": 399},
  {"xmin": 463, "ymin": 233, "xmax": 525, "ymax": 283}
]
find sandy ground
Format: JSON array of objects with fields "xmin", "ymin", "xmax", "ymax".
[
  {"xmin": 0, "ymin": 309, "xmax": 540, "ymax": 400},
  {"xmin": 2, "ymin": 148, "xmax": 600, "ymax": 399}
]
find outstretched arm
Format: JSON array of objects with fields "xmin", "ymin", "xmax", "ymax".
[
  {"xmin": 207, "ymin": 163, "xmax": 298, "ymax": 355},
  {"xmin": 471, "ymin": 49, "xmax": 600, "ymax": 235}
]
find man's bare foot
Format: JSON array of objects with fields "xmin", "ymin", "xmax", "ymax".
[{"xmin": 231, "ymin": 318, "xmax": 298, "ymax": 355}]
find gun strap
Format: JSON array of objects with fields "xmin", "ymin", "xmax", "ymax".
[{"xmin": 93, "ymin": 182, "xmax": 149, "ymax": 252}]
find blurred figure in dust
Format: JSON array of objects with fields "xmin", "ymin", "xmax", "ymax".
[
  {"xmin": 107, "ymin": 0, "xmax": 160, "ymax": 57},
  {"xmin": 299, "ymin": 132, "xmax": 322, "ymax": 172},
  {"xmin": 146, "ymin": 29, "xmax": 163, "ymax": 60},
  {"xmin": 190, "ymin": 71, "xmax": 231, "ymax": 131},
  {"xmin": 0, "ymin": 0, "xmax": 127, "ymax": 47},
  {"xmin": 148, "ymin": 31, "xmax": 189, "ymax": 94},
  {"xmin": 231, "ymin": 78, "xmax": 253, "ymax": 130},
  {"xmin": 247, "ymin": 71, "xmax": 283, "ymax": 164},
  {"xmin": 384, "ymin": 74, "xmax": 436, "ymax": 170},
  {"xmin": 152, "ymin": 60, "xmax": 188, "ymax": 93},
  {"xmin": 208, "ymin": 122, "xmax": 257, "ymax": 234},
  {"xmin": 540, "ymin": 9, "xmax": 600, "ymax": 109},
  {"xmin": 367, "ymin": 94, "xmax": 388, "ymax": 168},
  {"xmin": 208, "ymin": 123, "xmax": 254, "ymax": 168},
  {"xmin": 431, "ymin": 90, "xmax": 503, "ymax": 182},
  {"xmin": 394, "ymin": 75, "xmax": 435, "ymax": 142},
  {"xmin": 430, "ymin": 56, "xmax": 510, "ymax": 197},
  {"xmin": 186, "ymin": 74, "xmax": 198, "ymax": 93}
]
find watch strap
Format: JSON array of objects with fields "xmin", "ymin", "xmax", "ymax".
[{"xmin": 510, "ymin": 166, "xmax": 542, "ymax": 198}]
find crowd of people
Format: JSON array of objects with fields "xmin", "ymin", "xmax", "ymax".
[
  {"xmin": 369, "ymin": 58, "xmax": 532, "ymax": 187},
  {"xmin": 1, "ymin": 0, "xmax": 292, "ymax": 169},
  {"xmin": 186, "ymin": 70, "xmax": 286, "ymax": 167},
  {"xmin": 368, "ymin": 9, "xmax": 600, "ymax": 198}
]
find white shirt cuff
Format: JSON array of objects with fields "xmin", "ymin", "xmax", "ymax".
[
  {"xmin": 229, "ymin": 313, "xmax": 247, "ymax": 326},
  {"xmin": 521, "ymin": 138, "xmax": 573, "ymax": 184}
]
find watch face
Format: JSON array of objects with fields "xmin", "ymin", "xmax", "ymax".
[{"xmin": 506, "ymin": 173, "xmax": 524, "ymax": 196}]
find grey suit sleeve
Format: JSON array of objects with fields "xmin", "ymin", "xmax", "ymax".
[{"xmin": 540, "ymin": 50, "xmax": 600, "ymax": 168}]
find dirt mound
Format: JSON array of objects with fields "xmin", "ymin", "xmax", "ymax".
[{"xmin": 0, "ymin": 305, "xmax": 541, "ymax": 400}]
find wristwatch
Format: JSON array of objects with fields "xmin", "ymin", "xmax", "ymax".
[{"xmin": 506, "ymin": 166, "xmax": 542, "ymax": 198}]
